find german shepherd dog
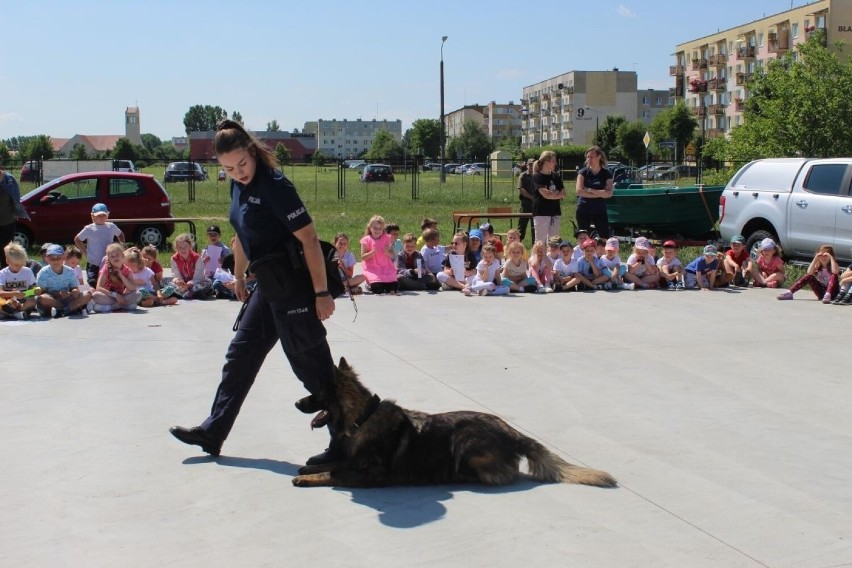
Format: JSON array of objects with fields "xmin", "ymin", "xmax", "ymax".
[{"xmin": 292, "ymin": 358, "xmax": 616, "ymax": 489}]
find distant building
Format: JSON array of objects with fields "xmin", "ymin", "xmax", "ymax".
[
  {"xmin": 637, "ymin": 90, "xmax": 671, "ymax": 124},
  {"xmin": 303, "ymin": 118, "xmax": 402, "ymax": 159},
  {"xmin": 54, "ymin": 107, "xmax": 144, "ymax": 156},
  {"xmin": 444, "ymin": 105, "xmax": 486, "ymax": 140},
  {"xmin": 521, "ymin": 70, "xmax": 669, "ymax": 148},
  {"xmin": 171, "ymin": 137, "xmax": 189, "ymax": 151},
  {"xmin": 189, "ymin": 130, "xmax": 317, "ymax": 162},
  {"xmin": 445, "ymin": 102, "xmax": 523, "ymax": 145},
  {"xmin": 671, "ymin": 0, "xmax": 849, "ymax": 139}
]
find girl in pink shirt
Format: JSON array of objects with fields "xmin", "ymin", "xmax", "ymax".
[
  {"xmin": 359, "ymin": 215, "xmax": 399, "ymax": 295},
  {"xmin": 91, "ymin": 242, "xmax": 141, "ymax": 313},
  {"xmin": 751, "ymin": 237, "xmax": 785, "ymax": 288}
]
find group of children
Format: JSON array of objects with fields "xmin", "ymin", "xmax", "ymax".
[
  {"xmin": 0, "ymin": 202, "xmax": 239, "ymax": 320},
  {"xmin": 330, "ymin": 215, "xmax": 852, "ymax": 305}
]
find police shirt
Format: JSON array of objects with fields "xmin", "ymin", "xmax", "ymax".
[
  {"xmin": 577, "ymin": 166, "xmax": 612, "ymax": 207},
  {"xmin": 229, "ymin": 167, "xmax": 312, "ymax": 262}
]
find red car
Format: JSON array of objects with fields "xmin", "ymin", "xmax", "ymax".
[{"xmin": 15, "ymin": 172, "xmax": 175, "ymax": 250}]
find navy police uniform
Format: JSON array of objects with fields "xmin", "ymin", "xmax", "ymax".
[{"xmin": 199, "ymin": 167, "xmax": 335, "ymax": 442}]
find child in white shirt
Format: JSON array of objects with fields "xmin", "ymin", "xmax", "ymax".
[
  {"xmin": 553, "ymin": 241, "xmax": 581, "ymax": 291},
  {"xmin": 599, "ymin": 237, "xmax": 627, "ymax": 289},
  {"xmin": 465, "ymin": 245, "xmax": 509, "ymax": 296},
  {"xmin": 656, "ymin": 240, "xmax": 685, "ymax": 290}
]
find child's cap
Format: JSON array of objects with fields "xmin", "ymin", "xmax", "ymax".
[
  {"xmin": 703, "ymin": 244, "xmax": 718, "ymax": 256},
  {"xmin": 91, "ymin": 203, "xmax": 109, "ymax": 215},
  {"xmin": 547, "ymin": 236, "xmax": 561, "ymax": 247},
  {"xmin": 605, "ymin": 237, "xmax": 619, "ymax": 251},
  {"xmin": 662, "ymin": 240, "xmax": 677, "ymax": 248},
  {"xmin": 635, "ymin": 237, "xmax": 651, "ymax": 251},
  {"xmin": 730, "ymin": 234, "xmax": 745, "ymax": 244},
  {"xmin": 45, "ymin": 244, "xmax": 64, "ymax": 257},
  {"xmin": 479, "ymin": 222, "xmax": 493, "ymax": 234},
  {"xmin": 40, "ymin": 242, "xmax": 56, "ymax": 254},
  {"xmin": 468, "ymin": 229, "xmax": 483, "ymax": 242},
  {"xmin": 559, "ymin": 240, "xmax": 573, "ymax": 250},
  {"xmin": 207, "ymin": 225, "xmax": 221, "ymax": 234},
  {"xmin": 759, "ymin": 238, "xmax": 776, "ymax": 250},
  {"xmin": 574, "ymin": 227, "xmax": 589, "ymax": 238},
  {"xmin": 581, "ymin": 238, "xmax": 596, "ymax": 249}
]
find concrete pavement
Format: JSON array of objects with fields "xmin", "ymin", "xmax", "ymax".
[{"xmin": 1, "ymin": 285, "xmax": 851, "ymax": 567}]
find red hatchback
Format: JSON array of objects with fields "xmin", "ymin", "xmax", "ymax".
[{"xmin": 15, "ymin": 172, "xmax": 175, "ymax": 250}]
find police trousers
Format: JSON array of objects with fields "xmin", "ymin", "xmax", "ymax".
[{"xmin": 201, "ymin": 285, "xmax": 334, "ymax": 441}]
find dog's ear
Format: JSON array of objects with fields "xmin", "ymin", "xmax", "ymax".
[{"xmin": 338, "ymin": 357, "xmax": 350, "ymax": 371}]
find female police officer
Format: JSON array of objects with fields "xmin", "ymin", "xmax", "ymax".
[{"xmin": 170, "ymin": 120, "xmax": 339, "ymax": 465}]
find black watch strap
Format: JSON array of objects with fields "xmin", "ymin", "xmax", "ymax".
[{"xmin": 315, "ymin": 290, "xmax": 330, "ymax": 298}]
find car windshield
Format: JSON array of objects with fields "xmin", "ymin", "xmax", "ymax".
[{"xmin": 20, "ymin": 178, "xmax": 64, "ymax": 201}]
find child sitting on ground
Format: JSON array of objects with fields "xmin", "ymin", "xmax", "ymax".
[
  {"xmin": 501, "ymin": 241, "xmax": 537, "ymax": 293},
  {"xmin": 751, "ymin": 238, "xmax": 785, "ymax": 288},
  {"xmin": 334, "ymin": 232, "xmax": 365, "ymax": 294},
  {"xmin": 721, "ymin": 234, "xmax": 751, "ymax": 287},
  {"xmin": 528, "ymin": 240, "xmax": 554, "ymax": 293},
  {"xmin": 479, "ymin": 223, "xmax": 504, "ymax": 260},
  {"xmin": 572, "ymin": 228, "xmax": 590, "ymax": 261},
  {"xmin": 657, "ymin": 240, "xmax": 685, "ymax": 290},
  {"xmin": 200, "ymin": 225, "xmax": 232, "ymax": 280},
  {"xmin": 141, "ymin": 245, "xmax": 165, "ymax": 288},
  {"xmin": 504, "ymin": 229, "xmax": 528, "ymax": 260},
  {"xmin": 360, "ymin": 215, "xmax": 400, "ymax": 295},
  {"xmin": 546, "ymin": 236, "xmax": 562, "ymax": 268},
  {"xmin": 91, "ymin": 242, "xmax": 141, "ymax": 312},
  {"xmin": 126, "ymin": 248, "xmax": 177, "ymax": 307},
  {"xmin": 1, "ymin": 242, "xmax": 38, "ymax": 320},
  {"xmin": 467, "ymin": 229, "xmax": 484, "ymax": 263},
  {"xmin": 598, "ymin": 237, "xmax": 627, "ymax": 289},
  {"xmin": 35, "ymin": 244, "xmax": 93, "ymax": 318},
  {"xmin": 63, "ymin": 245, "xmax": 89, "ymax": 292},
  {"xmin": 832, "ymin": 259, "xmax": 852, "ymax": 305},
  {"xmin": 625, "ymin": 237, "xmax": 659, "ymax": 289},
  {"xmin": 685, "ymin": 244, "xmax": 721, "ymax": 290},
  {"xmin": 553, "ymin": 240, "xmax": 581, "ymax": 292},
  {"xmin": 420, "ymin": 228, "xmax": 446, "ymax": 278},
  {"xmin": 437, "ymin": 232, "xmax": 476, "ymax": 292},
  {"xmin": 386, "ymin": 223, "xmax": 403, "ymax": 256},
  {"xmin": 575, "ymin": 238, "xmax": 610, "ymax": 290},
  {"xmin": 416, "ymin": 218, "xmax": 438, "ymax": 249},
  {"xmin": 397, "ymin": 232, "xmax": 439, "ymax": 291},
  {"xmin": 171, "ymin": 233, "xmax": 213, "ymax": 299},
  {"xmin": 465, "ymin": 244, "xmax": 509, "ymax": 296},
  {"xmin": 777, "ymin": 244, "xmax": 839, "ymax": 302},
  {"xmin": 74, "ymin": 202, "xmax": 125, "ymax": 287}
]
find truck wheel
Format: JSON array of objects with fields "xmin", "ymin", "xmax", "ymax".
[
  {"xmin": 13, "ymin": 228, "xmax": 33, "ymax": 250},
  {"xmin": 136, "ymin": 225, "xmax": 165, "ymax": 249},
  {"xmin": 745, "ymin": 229, "xmax": 777, "ymax": 261}
]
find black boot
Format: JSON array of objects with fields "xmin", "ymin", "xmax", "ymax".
[{"xmin": 169, "ymin": 426, "xmax": 223, "ymax": 456}]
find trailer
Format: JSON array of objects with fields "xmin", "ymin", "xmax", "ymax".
[{"xmin": 42, "ymin": 159, "xmax": 114, "ymax": 182}]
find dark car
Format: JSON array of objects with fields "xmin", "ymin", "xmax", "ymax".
[
  {"xmin": 164, "ymin": 161, "xmax": 208, "ymax": 182},
  {"xmin": 655, "ymin": 164, "xmax": 699, "ymax": 181},
  {"xmin": 360, "ymin": 164, "xmax": 395, "ymax": 183},
  {"xmin": 20, "ymin": 161, "xmax": 41, "ymax": 182},
  {"xmin": 15, "ymin": 172, "xmax": 175, "ymax": 250}
]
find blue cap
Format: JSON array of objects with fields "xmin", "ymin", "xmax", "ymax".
[
  {"xmin": 468, "ymin": 229, "xmax": 483, "ymax": 242},
  {"xmin": 92, "ymin": 203, "xmax": 109, "ymax": 215},
  {"xmin": 45, "ymin": 244, "xmax": 64, "ymax": 256}
]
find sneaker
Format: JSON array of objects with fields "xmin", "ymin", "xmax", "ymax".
[
  {"xmin": 536, "ymin": 286, "xmax": 546, "ymax": 294},
  {"xmin": 604, "ymin": 283, "xmax": 612, "ymax": 290},
  {"xmin": 86, "ymin": 301, "xmax": 95, "ymax": 314},
  {"xmin": 733, "ymin": 273, "xmax": 746, "ymax": 287},
  {"xmin": 52, "ymin": 307, "xmax": 63, "ymax": 318},
  {"xmin": 842, "ymin": 293, "xmax": 852, "ymax": 305},
  {"xmin": 777, "ymin": 291, "xmax": 793, "ymax": 300},
  {"xmin": 440, "ymin": 283, "xmax": 451, "ymax": 291},
  {"xmin": 1, "ymin": 303, "xmax": 16, "ymax": 317},
  {"xmin": 621, "ymin": 282, "xmax": 635, "ymax": 290},
  {"xmin": 675, "ymin": 282, "xmax": 685, "ymax": 291},
  {"xmin": 161, "ymin": 284, "xmax": 177, "ymax": 297},
  {"xmin": 478, "ymin": 289, "xmax": 490, "ymax": 296},
  {"xmin": 822, "ymin": 293, "xmax": 832, "ymax": 304},
  {"xmin": 543, "ymin": 287, "xmax": 554, "ymax": 294},
  {"xmin": 13, "ymin": 310, "xmax": 29, "ymax": 321},
  {"xmin": 667, "ymin": 281, "xmax": 676, "ymax": 291},
  {"xmin": 463, "ymin": 287, "xmax": 472, "ymax": 296}
]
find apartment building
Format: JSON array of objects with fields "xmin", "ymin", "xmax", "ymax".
[
  {"xmin": 671, "ymin": 0, "xmax": 851, "ymax": 139},
  {"xmin": 303, "ymin": 118, "xmax": 402, "ymax": 159},
  {"xmin": 521, "ymin": 70, "xmax": 665, "ymax": 149},
  {"xmin": 444, "ymin": 105, "xmax": 486, "ymax": 140}
]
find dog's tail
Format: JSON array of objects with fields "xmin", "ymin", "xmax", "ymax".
[{"xmin": 521, "ymin": 438, "xmax": 617, "ymax": 488}]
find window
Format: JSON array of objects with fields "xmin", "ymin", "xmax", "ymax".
[
  {"xmin": 656, "ymin": 97, "xmax": 663, "ymax": 105},
  {"xmin": 792, "ymin": 23, "xmax": 799, "ymax": 38},
  {"xmin": 758, "ymin": 33, "xmax": 764, "ymax": 47},
  {"xmin": 803, "ymin": 164, "xmax": 848, "ymax": 195},
  {"xmin": 62, "ymin": 178, "xmax": 98, "ymax": 200},
  {"xmin": 642, "ymin": 96, "xmax": 650, "ymax": 105},
  {"xmin": 109, "ymin": 178, "xmax": 143, "ymax": 197}
]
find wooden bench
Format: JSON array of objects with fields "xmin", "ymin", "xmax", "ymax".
[{"xmin": 451, "ymin": 210, "xmax": 533, "ymax": 236}]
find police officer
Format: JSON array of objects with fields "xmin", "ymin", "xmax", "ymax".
[{"xmin": 170, "ymin": 120, "xmax": 338, "ymax": 465}]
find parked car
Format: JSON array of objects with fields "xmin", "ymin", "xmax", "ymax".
[
  {"xmin": 637, "ymin": 164, "xmax": 673, "ymax": 180},
  {"xmin": 14, "ymin": 172, "xmax": 175, "ymax": 250},
  {"xmin": 20, "ymin": 161, "xmax": 41, "ymax": 182},
  {"xmin": 453, "ymin": 164, "xmax": 472, "ymax": 174},
  {"xmin": 360, "ymin": 164, "xmax": 395, "ymax": 183},
  {"xmin": 114, "ymin": 160, "xmax": 137, "ymax": 173},
  {"xmin": 164, "ymin": 161, "xmax": 208, "ymax": 182},
  {"xmin": 464, "ymin": 163, "xmax": 489, "ymax": 175},
  {"xmin": 422, "ymin": 162, "xmax": 442, "ymax": 171},
  {"xmin": 442, "ymin": 163, "xmax": 460, "ymax": 173},
  {"xmin": 655, "ymin": 164, "xmax": 699, "ymax": 181}
]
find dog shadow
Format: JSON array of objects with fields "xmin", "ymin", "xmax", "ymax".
[{"xmin": 343, "ymin": 477, "xmax": 541, "ymax": 529}]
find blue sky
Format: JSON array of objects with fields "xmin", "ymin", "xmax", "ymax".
[{"xmin": 2, "ymin": 0, "xmax": 809, "ymax": 141}]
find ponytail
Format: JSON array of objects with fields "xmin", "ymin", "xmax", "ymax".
[{"xmin": 214, "ymin": 119, "xmax": 278, "ymax": 170}]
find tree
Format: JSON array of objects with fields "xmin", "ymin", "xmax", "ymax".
[
  {"xmin": 365, "ymin": 129, "xmax": 403, "ymax": 161},
  {"xmin": 407, "ymin": 119, "xmax": 441, "ymax": 158},
  {"xmin": 594, "ymin": 115, "xmax": 627, "ymax": 160},
  {"xmin": 275, "ymin": 143, "xmax": 291, "ymax": 165},
  {"xmin": 266, "ymin": 120, "xmax": 280, "ymax": 132},
  {"xmin": 312, "ymin": 150, "xmax": 326, "ymax": 167},
  {"xmin": 0, "ymin": 143, "xmax": 9, "ymax": 165},
  {"xmin": 616, "ymin": 121, "xmax": 648, "ymax": 166},
  {"xmin": 141, "ymin": 133, "xmax": 162, "ymax": 152},
  {"xmin": 112, "ymin": 138, "xmax": 138, "ymax": 161},
  {"xmin": 22, "ymin": 135, "xmax": 54, "ymax": 161},
  {"xmin": 728, "ymin": 33, "xmax": 852, "ymax": 159},
  {"xmin": 183, "ymin": 105, "xmax": 228, "ymax": 134},
  {"xmin": 231, "ymin": 111, "xmax": 243, "ymax": 125},
  {"xmin": 450, "ymin": 119, "xmax": 493, "ymax": 161},
  {"xmin": 650, "ymin": 100, "xmax": 697, "ymax": 161},
  {"xmin": 70, "ymin": 143, "xmax": 89, "ymax": 160}
]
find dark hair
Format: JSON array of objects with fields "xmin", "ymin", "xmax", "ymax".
[
  {"xmin": 385, "ymin": 223, "xmax": 401, "ymax": 234},
  {"xmin": 214, "ymin": 119, "xmax": 278, "ymax": 170}
]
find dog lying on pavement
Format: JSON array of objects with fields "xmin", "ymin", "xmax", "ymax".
[{"xmin": 293, "ymin": 357, "xmax": 616, "ymax": 489}]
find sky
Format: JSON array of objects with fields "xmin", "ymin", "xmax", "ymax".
[{"xmin": 1, "ymin": 0, "xmax": 817, "ymax": 142}]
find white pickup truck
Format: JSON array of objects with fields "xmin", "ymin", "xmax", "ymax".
[{"xmin": 719, "ymin": 158, "xmax": 852, "ymax": 264}]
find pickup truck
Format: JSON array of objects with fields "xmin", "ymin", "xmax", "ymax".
[{"xmin": 719, "ymin": 158, "xmax": 852, "ymax": 264}]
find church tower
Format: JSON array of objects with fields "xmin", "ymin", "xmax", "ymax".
[{"xmin": 125, "ymin": 107, "xmax": 142, "ymax": 146}]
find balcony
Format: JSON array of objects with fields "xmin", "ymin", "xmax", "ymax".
[
  {"xmin": 706, "ymin": 128, "xmax": 725, "ymax": 139},
  {"xmin": 708, "ymin": 77, "xmax": 727, "ymax": 91},
  {"xmin": 737, "ymin": 45, "xmax": 756, "ymax": 59},
  {"xmin": 669, "ymin": 64, "xmax": 685, "ymax": 75},
  {"xmin": 768, "ymin": 29, "xmax": 789, "ymax": 54},
  {"xmin": 688, "ymin": 79, "xmax": 708, "ymax": 94},
  {"xmin": 736, "ymin": 72, "xmax": 753, "ymax": 86},
  {"xmin": 692, "ymin": 106, "xmax": 707, "ymax": 117},
  {"xmin": 708, "ymin": 103, "xmax": 726, "ymax": 116},
  {"xmin": 734, "ymin": 98, "xmax": 744, "ymax": 112},
  {"xmin": 708, "ymin": 54, "xmax": 727, "ymax": 66},
  {"xmin": 669, "ymin": 85, "xmax": 685, "ymax": 98},
  {"xmin": 691, "ymin": 58, "xmax": 708, "ymax": 70}
]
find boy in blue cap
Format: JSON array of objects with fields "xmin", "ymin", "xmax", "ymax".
[
  {"xmin": 74, "ymin": 203, "xmax": 125, "ymax": 287},
  {"xmin": 35, "ymin": 244, "xmax": 93, "ymax": 317}
]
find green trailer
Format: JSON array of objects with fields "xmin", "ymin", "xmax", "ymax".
[{"xmin": 606, "ymin": 183, "xmax": 725, "ymax": 239}]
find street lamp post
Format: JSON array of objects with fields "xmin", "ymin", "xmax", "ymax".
[{"xmin": 439, "ymin": 35, "xmax": 448, "ymax": 183}]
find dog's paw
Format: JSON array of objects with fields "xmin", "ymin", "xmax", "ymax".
[{"xmin": 292, "ymin": 476, "xmax": 307, "ymax": 487}]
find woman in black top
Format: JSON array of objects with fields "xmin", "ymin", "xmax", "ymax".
[
  {"xmin": 575, "ymin": 146, "xmax": 614, "ymax": 238},
  {"xmin": 170, "ymin": 120, "xmax": 339, "ymax": 466},
  {"xmin": 531, "ymin": 150, "xmax": 565, "ymax": 245}
]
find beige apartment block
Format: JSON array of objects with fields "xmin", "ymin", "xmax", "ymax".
[
  {"xmin": 303, "ymin": 118, "xmax": 402, "ymax": 159},
  {"xmin": 444, "ymin": 102, "xmax": 523, "ymax": 144},
  {"xmin": 671, "ymin": 0, "xmax": 851, "ymax": 140}
]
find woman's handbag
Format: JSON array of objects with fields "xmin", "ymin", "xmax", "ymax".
[{"xmin": 249, "ymin": 240, "xmax": 344, "ymax": 302}]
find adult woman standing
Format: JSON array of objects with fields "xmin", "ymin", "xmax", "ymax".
[
  {"xmin": 170, "ymin": 120, "xmax": 338, "ymax": 465},
  {"xmin": 575, "ymin": 146, "xmax": 614, "ymax": 238},
  {"xmin": 531, "ymin": 151, "xmax": 565, "ymax": 245}
]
